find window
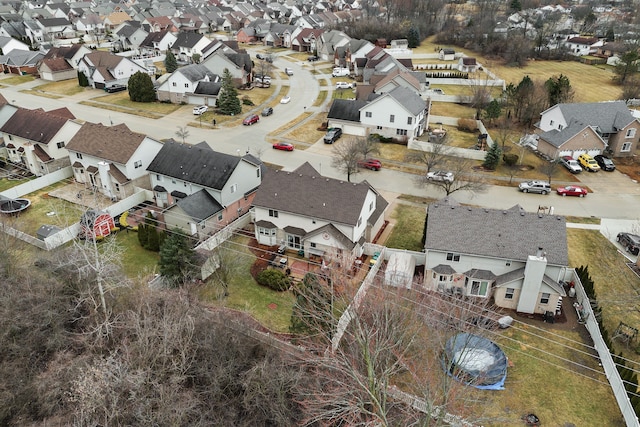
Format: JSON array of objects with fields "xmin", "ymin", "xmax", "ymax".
[
  {"xmin": 390, "ymin": 114, "xmax": 395, "ymax": 123},
  {"xmin": 184, "ymin": 83, "xmax": 189, "ymax": 88},
  {"xmin": 470, "ymin": 280, "xmax": 489, "ymax": 296},
  {"xmin": 172, "ymin": 82, "xmax": 177, "ymax": 87},
  {"xmin": 257, "ymin": 168, "xmax": 261, "ymax": 178},
  {"xmin": 407, "ymin": 117, "xmax": 412, "ymax": 125},
  {"xmin": 134, "ymin": 160, "xmax": 142, "ymax": 168},
  {"xmin": 357, "ymin": 217, "xmax": 362, "ymax": 227},
  {"xmin": 365, "ymin": 111, "xmax": 372, "ymax": 118},
  {"xmin": 171, "ymin": 178, "xmax": 176, "ymax": 184},
  {"xmin": 218, "ymin": 213, "xmax": 223, "ymax": 221},
  {"xmin": 506, "ymin": 260, "xmax": 511, "ymax": 266},
  {"xmin": 287, "ymin": 234, "xmax": 301, "ymax": 249},
  {"xmin": 156, "ymin": 174, "xmax": 162, "ymax": 181},
  {"xmin": 376, "ymin": 126, "xmax": 383, "ymax": 130},
  {"xmin": 230, "ymin": 184, "xmax": 237, "ymax": 193},
  {"xmin": 396, "ymin": 129, "xmax": 407, "ymax": 136},
  {"xmin": 446, "ymin": 252, "xmax": 460, "ymax": 262},
  {"xmin": 622, "ymin": 142, "xmax": 632, "ymax": 152},
  {"xmin": 432, "ymin": 272, "xmax": 437, "ymax": 279},
  {"xmin": 310, "ymin": 242, "xmax": 316, "ymax": 248},
  {"xmin": 369, "ymin": 201, "xmax": 374, "ymax": 211},
  {"xmin": 114, "ymin": 183, "xmax": 120, "ymax": 192},
  {"xmin": 76, "ymin": 153, "xmax": 83, "ymax": 159},
  {"xmin": 7, "ymin": 135, "xmax": 11, "ymax": 141},
  {"xmin": 549, "ymin": 120, "xmax": 554, "ymax": 126},
  {"xmin": 258, "ymin": 227, "xmax": 275, "ymax": 235},
  {"xmin": 505, "ymin": 288, "xmax": 515, "ymax": 299},
  {"xmin": 439, "ymin": 275, "xmax": 449, "ymax": 282},
  {"xmin": 57, "ymin": 141, "xmax": 65, "ymax": 149},
  {"xmin": 626, "ymin": 128, "xmax": 636, "ymax": 138},
  {"xmin": 558, "ymin": 124, "xmax": 563, "ymax": 130},
  {"xmin": 540, "ymin": 293, "xmax": 550, "ymax": 304},
  {"xmin": 269, "ymin": 209, "xmax": 279, "ymax": 218}
]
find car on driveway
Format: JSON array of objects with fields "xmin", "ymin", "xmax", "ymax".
[
  {"xmin": 323, "ymin": 127, "xmax": 342, "ymax": 144},
  {"xmin": 518, "ymin": 180, "xmax": 551, "ymax": 194},
  {"xmin": 617, "ymin": 232, "xmax": 640, "ymax": 255},
  {"xmin": 308, "ymin": 55, "xmax": 319, "ymax": 62},
  {"xmin": 577, "ymin": 153, "xmax": 600, "ymax": 172},
  {"xmin": 256, "ymin": 53, "xmax": 265, "ymax": 60},
  {"xmin": 426, "ymin": 171, "xmax": 454, "ymax": 182},
  {"xmin": 357, "ymin": 159, "xmax": 382, "ymax": 171},
  {"xmin": 261, "ymin": 107, "xmax": 273, "ymax": 116},
  {"xmin": 280, "ymin": 95, "xmax": 291, "ymax": 104},
  {"xmin": 284, "ymin": 68, "xmax": 293, "ymax": 76},
  {"xmin": 242, "ymin": 114, "xmax": 259, "ymax": 125},
  {"xmin": 273, "ymin": 142, "xmax": 294, "ymax": 151},
  {"xmin": 556, "ymin": 185, "xmax": 588, "ymax": 197},
  {"xmin": 105, "ymin": 84, "xmax": 127, "ymax": 93},
  {"xmin": 192, "ymin": 105, "xmax": 208, "ymax": 115},
  {"xmin": 594, "ymin": 155, "xmax": 616, "ymax": 171},
  {"xmin": 559, "ymin": 156, "xmax": 582, "ymax": 174},
  {"xmin": 336, "ymin": 82, "xmax": 353, "ymax": 89}
]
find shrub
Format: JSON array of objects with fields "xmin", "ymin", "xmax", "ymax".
[
  {"xmin": 458, "ymin": 118, "xmax": 477, "ymax": 132},
  {"xmin": 242, "ymin": 96, "xmax": 254, "ymax": 106},
  {"xmin": 256, "ymin": 268, "xmax": 291, "ymax": 291},
  {"xmin": 503, "ymin": 153, "xmax": 519, "ymax": 166}
]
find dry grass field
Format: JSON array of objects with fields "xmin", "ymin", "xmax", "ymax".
[{"xmin": 29, "ymin": 79, "xmax": 86, "ymax": 96}]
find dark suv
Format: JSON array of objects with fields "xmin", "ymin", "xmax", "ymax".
[
  {"xmin": 323, "ymin": 128, "xmax": 342, "ymax": 144},
  {"xmin": 617, "ymin": 232, "xmax": 640, "ymax": 255},
  {"xmin": 594, "ymin": 155, "xmax": 616, "ymax": 171}
]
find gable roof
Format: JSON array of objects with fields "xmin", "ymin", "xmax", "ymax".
[
  {"xmin": 173, "ymin": 31, "xmax": 207, "ymax": 49},
  {"xmin": 538, "ymin": 120, "xmax": 604, "ymax": 148},
  {"xmin": 65, "ymin": 122, "xmax": 150, "ymax": 164},
  {"xmin": 0, "ymin": 107, "xmax": 73, "ymax": 144},
  {"xmin": 366, "ymin": 86, "xmax": 426, "ymax": 116},
  {"xmin": 146, "ymin": 141, "xmax": 240, "ymax": 190},
  {"xmin": 425, "ymin": 198, "xmax": 568, "ymax": 266},
  {"xmin": 252, "ymin": 162, "xmax": 381, "ymax": 226},
  {"xmin": 139, "ymin": 29, "xmax": 170, "ymax": 47},
  {"xmin": 327, "ymin": 99, "xmax": 367, "ymax": 122},
  {"xmin": 177, "ymin": 63, "xmax": 217, "ymax": 82},
  {"xmin": 551, "ymin": 101, "xmax": 638, "ymax": 133},
  {"xmin": 175, "ymin": 189, "xmax": 223, "ymax": 222}
]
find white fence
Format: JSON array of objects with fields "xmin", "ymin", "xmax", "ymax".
[
  {"xmin": 195, "ymin": 213, "xmax": 252, "ymax": 252},
  {"xmin": 0, "ymin": 167, "xmax": 72, "ymax": 200}
]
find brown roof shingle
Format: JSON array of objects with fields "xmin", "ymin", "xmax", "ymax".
[
  {"xmin": 0, "ymin": 107, "xmax": 72, "ymax": 144},
  {"xmin": 65, "ymin": 122, "xmax": 148, "ymax": 164}
]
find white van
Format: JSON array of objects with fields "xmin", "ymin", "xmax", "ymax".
[{"xmin": 332, "ymin": 67, "xmax": 350, "ymax": 77}]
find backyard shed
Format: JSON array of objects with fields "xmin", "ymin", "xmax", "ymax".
[
  {"xmin": 80, "ymin": 209, "xmax": 115, "ymax": 239},
  {"xmin": 36, "ymin": 224, "xmax": 61, "ymax": 240},
  {"xmin": 384, "ymin": 252, "xmax": 416, "ymax": 288}
]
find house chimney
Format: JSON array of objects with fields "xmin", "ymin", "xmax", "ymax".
[{"xmin": 536, "ymin": 247, "xmax": 545, "ymax": 258}]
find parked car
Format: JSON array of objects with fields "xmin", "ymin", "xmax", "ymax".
[
  {"xmin": 332, "ymin": 67, "xmax": 350, "ymax": 77},
  {"xmin": 256, "ymin": 53, "xmax": 265, "ymax": 60},
  {"xmin": 336, "ymin": 82, "xmax": 353, "ymax": 89},
  {"xmin": 280, "ymin": 95, "xmax": 291, "ymax": 104},
  {"xmin": 273, "ymin": 142, "xmax": 294, "ymax": 151},
  {"xmin": 577, "ymin": 153, "xmax": 600, "ymax": 172},
  {"xmin": 261, "ymin": 107, "xmax": 273, "ymax": 116},
  {"xmin": 323, "ymin": 127, "xmax": 342, "ymax": 144},
  {"xmin": 357, "ymin": 159, "xmax": 382, "ymax": 171},
  {"xmin": 617, "ymin": 232, "xmax": 640, "ymax": 255},
  {"xmin": 308, "ymin": 55, "xmax": 319, "ymax": 62},
  {"xmin": 192, "ymin": 105, "xmax": 208, "ymax": 115},
  {"xmin": 556, "ymin": 185, "xmax": 588, "ymax": 197},
  {"xmin": 518, "ymin": 180, "xmax": 551, "ymax": 194},
  {"xmin": 559, "ymin": 156, "xmax": 582, "ymax": 174},
  {"xmin": 432, "ymin": 88, "xmax": 445, "ymax": 95},
  {"xmin": 284, "ymin": 68, "xmax": 293, "ymax": 76},
  {"xmin": 105, "ymin": 84, "xmax": 127, "ymax": 93},
  {"xmin": 255, "ymin": 74, "xmax": 271, "ymax": 83},
  {"xmin": 242, "ymin": 114, "xmax": 260, "ymax": 125},
  {"xmin": 594, "ymin": 155, "xmax": 616, "ymax": 171},
  {"xmin": 426, "ymin": 171, "xmax": 454, "ymax": 182}
]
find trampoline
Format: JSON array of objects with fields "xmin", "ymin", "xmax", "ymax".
[
  {"xmin": 441, "ymin": 332, "xmax": 508, "ymax": 390},
  {"xmin": 0, "ymin": 198, "xmax": 31, "ymax": 215}
]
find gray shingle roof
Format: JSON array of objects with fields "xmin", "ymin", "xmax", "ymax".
[
  {"xmin": 146, "ymin": 141, "xmax": 239, "ymax": 190},
  {"xmin": 555, "ymin": 101, "xmax": 637, "ymax": 133},
  {"xmin": 327, "ymin": 99, "xmax": 367, "ymax": 122},
  {"xmin": 384, "ymin": 86, "xmax": 426, "ymax": 115},
  {"xmin": 179, "ymin": 64, "xmax": 217, "ymax": 83},
  {"xmin": 425, "ymin": 199, "xmax": 568, "ymax": 266},
  {"xmin": 194, "ymin": 81, "xmax": 221, "ymax": 95},
  {"xmin": 176, "ymin": 189, "xmax": 223, "ymax": 222},
  {"xmin": 538, "ymin": 120, "xmax": 599, "ymax": 148},
  {"xmin": 173, "ymin": 31, "xmax": 205, "ymax": 49},
  {"xmin": 252, "ymin": 162, "xmax": 383, "ymax": 227}
]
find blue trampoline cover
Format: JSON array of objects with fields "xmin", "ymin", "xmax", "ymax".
[{"xmin": 441, "ymin": 332, "xmax": 507, "ymax": 390}]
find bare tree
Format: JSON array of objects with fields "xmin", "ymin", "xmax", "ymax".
[
  {"xmin": 540, "ymin": 158, "xmax": 561, "ymax": 186},
  {"xmin": 405, "ymin": 133, "xmax": 452, "ymax": 173},
  {"xmin": 356, "ymin": 135, "xmax": 380, "ymax": 159},
  {"xmin": 419, "ymin": 157, "xmax": 488, "ymax": 196},
  {"xmin": 175, "ymin": 126, "xmax": 189, "ymax": 143},
  {"xmin": 332, "ymin": 137, "xmax": 362, "ymax": 182},
  {"xmin": 209, "ymin": 241, "xmax": 244, "ymax": 297},
  {"xmin": 467, "ymin": 70, "xmax": 492, "ymax": 119}
]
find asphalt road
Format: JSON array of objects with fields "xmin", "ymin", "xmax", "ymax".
[{"xmin": 2, "ymin": 60, "xmax": 640, "ymax": 222}]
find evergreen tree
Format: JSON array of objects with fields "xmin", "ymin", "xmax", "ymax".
[
  {"xmin": 605, "ymin": 27, "xmax": 615, "ymax": 42},
  {"xmin": 545, "ymin": 74, "xmax": 573, "ymax": 106},
  {"xmin": 128, "ymin": 71, "xmax": 155, "ymax": 102},
  {"xmin": 158, "ymin": 230, "xmax": 198, "ymax": 287},
  {"xmin": 218, "ymin": 68, "xmax": 242, "ymax": 116},
  {"xmin": 290, "ymin": 273, "xmax": 333, "ymax": 336},
  {"xmin": 137, "ymin": 223, "xmax": 148, "ymax": 248},
  {"xmin": 483, "ymin": 142, "xmax": 502, "ymax": 170},
  {"xmin": 164, "ymin": 49, "xmax": 178, "ymax": 73},
  {"xmin": 510, "ymin": 0, "xmax": 521, "ymax": 11},
  {"xmin": 144, "ymin": 212, "xmax": 160, "ymax": 252},
  {"xmin": 406, "ymin": 27, "xmax": 420, "ymax": 49},
  {"xmin": 483, "ymin": 99, "xmax": 502, "ymax": 125},
  {"xmin": 77, "ymin": 70, "xmax": 89, "ymax": 87}
]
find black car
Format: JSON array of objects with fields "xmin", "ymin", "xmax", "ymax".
[
  {"xmin": 594, "ymin": 155, "xmax": 616, "ymax": 171},
  {"xmin": 261, "ymin": 107, "xmax": 273, "ymax": 116},
  {"xmin": 323, "ymin": 127, "xmax": 342, "ymax": 144},
  {"xmin": 105, "ymin": 84, "xmax": 127, "ymax": 93},
  {"xmin": 617, "ymin": 232, "xmax": 640, "ymax": 255},
  {"xmin": 308, "ymin": 55, "xmax": 319, "ymax": 62}
]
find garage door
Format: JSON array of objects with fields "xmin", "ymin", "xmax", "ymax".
[
  {"xmin": 587, "ymin": 148, "xmax": 602, "ymax": 156},
  {"xmin": 558, "ymin": 150, "xmax": 572, "ymax": 157},
  {"xmin": 343, "ymin": 124, "xmax": 366, "ymax": 137},
  {"xmin": 94, "ymin": 82, "xmax": 105, "ymax": 89},
  {"xmin": 572, "ymin": 149, "xmax": 586, "ymax": 157}
]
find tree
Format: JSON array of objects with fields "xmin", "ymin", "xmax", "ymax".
[
  {"xmin": 483, "ymin": 99, "xmax": 501, "ymax": 125},
  {"xmin": 406, "ymin": 26, "xmax": 420, "ymax": 48},
  {"xmin": 158, "ymin": 230, "xmax": 199, "ymax": 287},
  {"xmin": 164, "ymin": 49, "xmax": 178, "ymax": 73},
  {"xmin": 77, "ymin": 70, "xmax": 89, "ymax": 87},
  {"xmin": 540, "ymin": 158, "xmax": 560, "ymax": 185},
  {"xmin": 614, "ymin": 45, "xmax": 640, "ymax": 85},
  {"xmin": 545, "ymin": 74, "xmax": 574, "ymax": 106},
  {"xmin": 210, "ymin": 242, "xmax": 244, "ymax": 297},
  {"xmin": 218, "ymin": 68, "xmax": 242, "ymax": 116},
  {"xmin": 192, "ymin": 53, "xmax": 201, "ymax": 64},
  {"xmin": 510, "ymin": 0, "xmax": 521, "ymax": 11},
  {"xmin": 128, "ymin": 71, "xmax": 155, "ymax": 102},
  {"xmin": 620, "ymin": 76, "xmax": 640, "ymax": 101},
  {"xmin": 420, "ymin": 156, "xmax": 487, "ymax": 196},
  {"xmin": 175, "ymin": 126, "xmax": 190, "ymax": 143},
  {"xmin": 356, "ymin": 135, "xmax": 380, "ymax": 159},
  {"xmin": 290, "ymin": 273, "xmax": 334, "ymax": 336},
  {"xmin": 405, "ymin": 133, "xmax": 452, "ymax": 173},
  {"xmin": 467, "ymin": 71, "xmax": 492, "ymax": 119},
  {"xmin": 483, "ymin": 142, "xmax": 502, "ymax": 170},
  {"xmin": 332, "ymin": 137, "xmax": 362, "ymax": 182}
]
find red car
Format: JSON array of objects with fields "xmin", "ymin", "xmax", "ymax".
[
  {"xmin": 357, "ymin": 158, "xmax": 382, "ymax": 171},
  {"xmin": 243, "ymin": 114, "xmax": 260, "ymax": 125},
  {"xmin": 273, "ymin": 142, "xmax": 294, "ymax": 151},
  {"xmin": 556, "ymin": 185, "xmax": 588, "ymax": 197}
]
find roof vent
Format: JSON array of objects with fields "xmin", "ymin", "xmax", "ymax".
[
  {"xmin": 203, "ymin": 164, "xmax": 206, "ymax": 168},
  {"xmin": 484, "ymin": 209, "xmax": 489, "ymax": 213},
  {"xmin": 274, "ymin": 193, "xmax": 277, "ymax": 197},
  {"xmin": 503, "ymin": 210, "xmax": 507, "ymax": 214},
  {"xmin": 323, "ymin": 202, "xmax": 325, "ymax": 207},
  {"xmin": 520, "ymin": 212, "xmax": 525, "ymax": 216},
  {"xmin": 538, "ymin": 213, "xmax": 543, "ymax": 218}
]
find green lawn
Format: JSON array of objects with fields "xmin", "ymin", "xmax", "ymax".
[
  {"xmin": 384, "ymin": 203, "xmax": 425, "ymax": 251},
  {"xmin": 0, "ymin": 75, "xmax": 35, "ymax": 86},
  {"xmin": 115, "ymin": 231, "xmax": 160, "ymax": 280},
  {"xmin": 31, "ymin": 79, "xmax": 85, "ymax": 96}
]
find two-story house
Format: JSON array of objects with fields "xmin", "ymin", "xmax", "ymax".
[
  {"xmin": 564, "ymin": 36, "xmax": 603, "ymax": 56},
  {"xmin": 201, "ymin": 51, "xmax": 252, "ymax": 86},
  {"xmin": 0, "ymin": 107, "xmax": 81, "ymax": 176},
  {"xmin": 38, "ymin": 44, "xmax": 92, "ymax": 81},
  {"xmin": 155, "ymin": 64, "xmax": 220, "ymax": 104},
  {"xmin": 424, "ymin": 198, "xmax": 569, "ymax": 316},
  {"xmin": 113, "ymin": 21, "xmax": 148, "ymax": 51},
  {"xmin": 171, "ymin": 32, "xmax": 212, "ymax": 62},
  {"xmin": 147, "ymin": 141, "xmax": 262, "ymax": 238},
  {"xmin": 252, "ymin": 162, "xmax": 388, "ymax": 260},
  {"xmin": 536, "ymin": 101, "xmax": 640, "ymax": 158},
  {"xmin": 77, "ymin": 50, "xmax": 149, "ymax": 90},
  {"xmin": 65, "ymin": 122, "xmax": 163, "ymax": 201},
  {"xmin": 138, "ymin": 29, "xmax": 177, "ymax": 56}
]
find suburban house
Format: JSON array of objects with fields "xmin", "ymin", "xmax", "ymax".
[
  {"xmin": 424, "ymin": 198, "xmax": 569, "ymax": 316},
  {"xmin": 535, "ymin": 101, "xmax": 640, "ymax": 158},
  {"xmin": 36, "ymin": 17, "xmax": 74, "ymax": 41},
  {"xmin": 0, "ymin": 107, "xmax": 81, "ymax": 176},
  {"xmin": 327, "ymin": 86, "xmax": 428, "ymax": 141},
  {"xmin": 171, "ymin": 32, "xmax": 212, "ymax": 61},
  {"xmin": 65, "ymin": 122, "xmax": 163, "ymax": 201},
  {"xmin": 155, "ymin": 64, "xmax": 220, "ymax": 104},
  {"xmin": 38, "ymin": 44, "xmax": 92, "ymax": 81},
  {"xmin": 252, "ymin": 162, "xmax": 388, "ymax": 260},
  {"xmin": 113, "ymin": 21, "xmax": 148, "ymax": 51},
  {"xmin": 316, "ymin": 30, "xmax": 350, "ymax": 61},
  {"xmin": 77, "ymin": 50, "xmax": 149, "ymax": 90},
  {"xmin": 564, "ymin": 36, "xmax": 603, "ymax": 56},
  {"xmin": 0, "ymin": 36, "xmax": 29, "ymax": 54},
  {"xmin": 202, "ymin": 51, "xmax": 252, "ymax": 86},
  {"xmin": 290, "ymin": 28, "xmax": 324, "ymax": 52},
  {"xmin": 0, "ymin": 50, "xmax": 44, "ymax": 75},
  {"xmin": 146, "ymin": 141, "xmax": 262, "ymax": 238},
  {"xmin": 138, "ymin": 30, "xmax": 177, "ymax": 56}
]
